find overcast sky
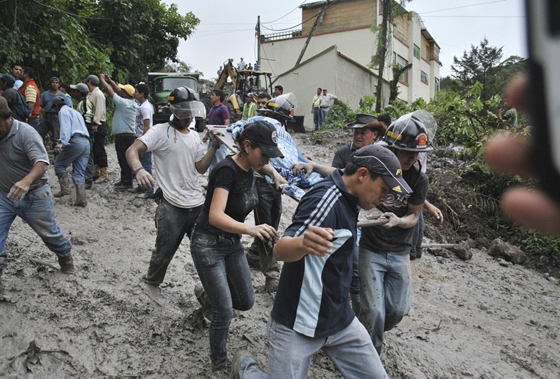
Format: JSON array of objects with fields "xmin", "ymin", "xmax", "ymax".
[{"xmin": 165, "ymin": 0, "xmax": 526, "ymax": 80}]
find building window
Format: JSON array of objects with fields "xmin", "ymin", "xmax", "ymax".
[
  {"xmin": 435, "ymin": 77, "xmax": 440, "ymax": 94},
  {"xmin": 414, "ymin": 44, "xmax": 421, "ymax": 60},
  {"xmin": 421, "ymin": 70, "xmax": 428, "ymax": 84},
  {"xmin": 396, "ymin": 54, "xmax": 409, "ymax": 84}
]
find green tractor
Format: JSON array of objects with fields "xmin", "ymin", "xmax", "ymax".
[{"xmin": 147, "ymin": 72, "xmax": 207, "ymax": 131}]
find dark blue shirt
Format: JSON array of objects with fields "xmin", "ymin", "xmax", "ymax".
[{"xmin": 272, "ymin": 169, "xmax": 358, "ymax": 338}]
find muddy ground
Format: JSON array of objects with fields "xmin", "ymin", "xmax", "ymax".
[{"xmin": 1, "ymin": 131, "xmax": 559, "ymax": 379}]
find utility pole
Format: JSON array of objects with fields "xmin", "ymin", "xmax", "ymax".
[
  {"xmin": 294, "ymin": 2, "xmax": 328, "ymax": 68},
  {"xmin": 256, "ymin": 16, "xmax": 261, "ymax": 88}
]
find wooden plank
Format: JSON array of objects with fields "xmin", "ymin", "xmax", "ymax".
[{"xmin": 206, "ymin": 125, "xmax": 239, "ymax": 154}]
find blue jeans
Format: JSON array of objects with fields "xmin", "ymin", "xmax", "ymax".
[
  {"xmin": 207, "ymin": 142, "xmax": 228, "ymax": 178},
  {"xmin": 321, "ymin": 107, "xmax": 330, "ymax": 126},
  {"xmin": 54, "ymin": 135, "xmax": 90, "ymax": 185},
  {"xmin": 143, "ymin": 200, "xmax": 201, "ymax": 285},
  {"xmin": 358, "ymin": 247, "xmax": 412, "ymax": 353},
  {"xmin": 237, "ymin": 318, "xmax": 388, "ymax": 379},
  {"xmin": 313, "ymin": 108, "xmax": 323, "ymax": 130},
  {"xmin": 411, "ymin": 211, "xmax": 425, "ymax": 254},
  {"xmin": 0, "ymin": 185, "xmax": 72, "ymax": 266},
  {"xmin": 140, "ymin": 151, "xmax": 153, "ymax": 195},
  {"xmin": 191, "ymin": 227, "xmax": 254, "ymax": 367},
  {"xmin": 28, "ymin": 117, "xmax": 39, "ymax": 131}
]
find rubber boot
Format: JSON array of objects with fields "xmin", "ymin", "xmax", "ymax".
[
  {"xmin": 93, "ymin": 164, "xmax": 100, "ymax": 181},
  {"xmin": 74, "ymin": 184, "xmax": 87, "ymax": 207},
  {"xmin": 58, "ymin": 253, "xmax": 75, "ymax": 274},
  {"xmin": 95, "ymin": 167, "xmax": 107, "ymax": 183},
  {"xmin": 54, "ymin": 173, "xmax": 71, "ymax": 197}
]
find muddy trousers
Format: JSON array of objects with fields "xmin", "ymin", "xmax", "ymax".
[
  {"xmin": 143, "ymin": 200, "xmax": 201, "ymax": 286},
  {"xmin": 37, "ymin": 113, "xmax": 60, "ymax": 150},
  {"xmin": 411, "ymin": 211, "xmax": 425, "ymax": 254},
  {"xmin": 191, "ymin": 228, "xmax": 254, "ymax": 369},
  {"xmin": 0, "ymin": 185, "xmax": 72, "ymax": 267},
  {"xmin": 235, "ymin": 318, "xmax": 388, "ymax": 379},
  {"xmin": 93, "ymin": 122, "xmax": 108, "ymax": 168},
  {"xmin": 247, "ymin": 177, "xmax": 281, "ymax": 279},
  {"xmin": 114, "ymin": 134, "xmax": 136, "ymax": 187},
  {"xmin": 357, "ymin": 248, "xmax": 411, "ymax": 354},
  {"xmin": 85, "ymin": 128, "xmax": 95, "ymax": 184}
]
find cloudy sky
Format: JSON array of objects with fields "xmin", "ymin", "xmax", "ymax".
[{"xmin": 165, "ymin": 0, "xmax": 526, "ymax": 80}]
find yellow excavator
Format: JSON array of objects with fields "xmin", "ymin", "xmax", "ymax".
[{"xmin": 214, "ymin": 58, "xmax": 273, "ymax": 122}]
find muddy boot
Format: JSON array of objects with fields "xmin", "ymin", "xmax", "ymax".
[
  {"xmin": 93, "ymin": 164, "xmax": 100, "ymax": 181},
  {"xmin": 54, "ymin": 173, "xmax": 71, "ymax": 197},
  {"xmin": 350, "ymin": 293, "xmax": 361, "ymax": 315},
  {"xmin": 74, "ymin": 184, "xmax": 87, "ymax": 207},
  {"xmin": 95, "ymin": 167, "xmax": 107, "ymax": 183},
  {"xmin": 58, "ymin": 253, "xmax": 75, "ymax": 274}
]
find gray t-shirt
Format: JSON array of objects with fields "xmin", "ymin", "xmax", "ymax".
[{"xmin": 0, "ymin": 119, "xmax": 49, "ymax": 192}]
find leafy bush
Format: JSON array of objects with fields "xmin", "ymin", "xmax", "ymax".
[{"xmin": 322, "ymin": 99, "xmax": 355, "ymax": 130}]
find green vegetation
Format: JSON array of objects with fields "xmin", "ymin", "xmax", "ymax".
[
  {"xmin": 321, "ymin": 39, "xmax": 559, "ymax": 272},
  {"xmin": 0, "ymin": 0, "xmax": 199, "ymax": 87}
]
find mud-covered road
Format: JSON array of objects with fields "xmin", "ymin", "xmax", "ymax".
[{"xmin": 1, "ymin": 132, "xmax": 559, "ymax": 378}]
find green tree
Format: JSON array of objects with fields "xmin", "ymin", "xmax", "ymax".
[
  {"xmin": 451, "ymin": 38, "xmax": 504, "ymax": 102},
  {"xmin": 370, "ymin": 0, "xmax": 411, "ymax": 113},
  {"xmin": 0, "ymin": 0, "xmax": 199, "ymax": 87}
]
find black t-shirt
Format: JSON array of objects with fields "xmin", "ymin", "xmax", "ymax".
[
  {"xmin": 360, "ymin": 166, "xmax": 428, "ymax": 255},
  {"xmin": 331, "ymin": 142, "xmax": 356, "ymax": 169},
  {"xmin": 196, "ymin": 156, "xmax": 258, "ymax": 237}
]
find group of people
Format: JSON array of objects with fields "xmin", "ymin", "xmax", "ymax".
[
  {"xmin": 0, "ymin": 67, "xmax": 157, "ymax": 299},
  {"xmin": 1, "ymin": 65, "xmax": 552, "ymax": 378},
  {"xmin": 311, "ymin": 87, "xmax": 337, "ymax": 130}
]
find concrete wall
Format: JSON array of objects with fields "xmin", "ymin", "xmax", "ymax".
[
  {"xmin": 274, "ymin": 48, "xmax": 390, "ymax": 131},
  {"xmin": 258, "ymin": 2, "xmax": 441, "ymax": 106},
  {"xmin": 260, "ymin": 28, "xmax": 375, "ymax": 78}
]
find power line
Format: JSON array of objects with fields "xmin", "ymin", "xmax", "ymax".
[
  {"xmin": 261, "ymin": 0, "xmax": 308, "ymax": 24},
  {"xmin": 261, "ymin": 0, "xmax": 340, "ymax": 33},
  {"xmin": 417, "ymin": 0, "xmax": 507, "ymax": 15},
  {"xmin": 421, "ymin": 15, "xmax": 523, "ymax": 18}
]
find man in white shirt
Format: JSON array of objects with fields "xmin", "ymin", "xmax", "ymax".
[
  {"xmin": 320, "ymin": 88, "xmax": 337, "ymax": 127},
  {"xmin": 126, "ymin": 86, "xmax": 223, "ymax": 289}
]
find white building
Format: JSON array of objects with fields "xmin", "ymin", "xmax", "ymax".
[{"xmin": 258, "ymin": 0, "xmax": 441, "ymax": 130}]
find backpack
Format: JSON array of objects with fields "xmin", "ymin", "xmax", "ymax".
[{"xmin": 11, "ymin": 91, "xmax": 31, "ymax": 121}]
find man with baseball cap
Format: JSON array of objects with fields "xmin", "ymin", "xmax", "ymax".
[
  {"xmin": 230, "ymin": 144, "xmax": 403, "ymax": 379},
  {"xmin": 99, "ymin": 73, "xmax": 138, "ymax": 191},
  {"xmin": 84, "ymin": 74, "xmax": 109, "ymax": 184},
  {"xmin": 51, "ymin": 96, "xmax": 90, "ymax": 206},
  {"xmin": 291, "ymin": 113, "xmax": 388, "ymax": 312},
  {"xmin": 358, "ymin": 112, "xmax": 434, "ymax": 355},
  {"xmin": 70, "ymin": 83, "xmax": 95, "ymax": 188}
]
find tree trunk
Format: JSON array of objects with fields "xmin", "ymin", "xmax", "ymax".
[{"xmin": 375, "ymin": 0, "xmax": 392, "ymax": 113}]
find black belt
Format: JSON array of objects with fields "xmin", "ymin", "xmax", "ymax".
[
  {"xmin": 321, "ymin": 106, "xmax": 329, "ymax": 108},
  {"xmin": 71, "ymin": 133, "xmax": 88, "ymax": 139},
  {"xmin": 116, "ymin": 133, "xmax": 136, "ymax": 137}
]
